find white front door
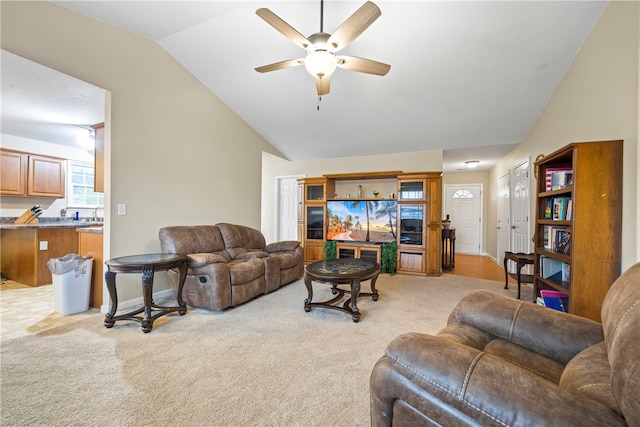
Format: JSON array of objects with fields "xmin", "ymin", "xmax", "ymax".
[
  {"xmin": 277, "ymin": 177, "xmax": 300, "ymax": 241},
  {"xmin": 512, "ymin": 158, "xmax": 531, "ymax": 254},
  {"xmin": 444, "ymin": 184, "xmax": 482, "ymax": 255},
  {"xmin": 497, "ymin": 172, "xmax": 511, "ymax": 265}
]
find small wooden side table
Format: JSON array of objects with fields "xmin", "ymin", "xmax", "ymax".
[
  {"xmin": 503, "ymin": 252, "xmax": 534, "ymax": 300},
  {"xmin": 442, "ymin": 228, "xmax": 456, "ymax": 271},
  {"xmin": 104, "ymin": 253, "xmax": 187, "ymax": 333}
]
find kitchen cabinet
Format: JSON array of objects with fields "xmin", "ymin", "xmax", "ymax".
[
  {"xmin": 0, "ymin": 149, "xmax": 27, "ymax": 196},
  {"xmin": 78, "ymin": 227, "xmax": 104, "ymax": 308},
  {"xmin": 0, "ymin": 149, "xmax": 66, "ymax": 198},
  {"xmin": 0, "ymin": 226, "xmax": 79, "ymax": 286}
]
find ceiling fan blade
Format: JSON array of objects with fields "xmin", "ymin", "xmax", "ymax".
[
  {"xmin": 255, "ymin": 59, "xmax": 304, "ymax": 73},
  {"xmin": 316, "ymin": 77, "xmax": 330, "ymax": 96},
  {"xmin": 256, "ymin": 8, "xmax": 310, "ymax": 50},
  {"xmin": 337, "ymin": 55, "xmax": 390, "ymax": 76},
  {"xmin": 327, "ymin": 2, "xmax": 381, "ymax": 51}
]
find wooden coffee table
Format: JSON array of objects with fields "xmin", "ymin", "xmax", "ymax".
[{"xmin": 304, "ymin": 258, "xmax": 380, "ymax": 322}]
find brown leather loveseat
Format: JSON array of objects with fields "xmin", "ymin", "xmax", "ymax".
[
  {"xmin": 159, "ymin": 223, "xmax": 303, "ymax": 310},
  {"xmin": 370, "ymin": 262, "xmax": 639, "ymax": 426}
]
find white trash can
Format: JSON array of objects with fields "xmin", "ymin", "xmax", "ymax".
[{"xmin": 48, "ymin": 254, "xmax": 93, "ymax": 315}]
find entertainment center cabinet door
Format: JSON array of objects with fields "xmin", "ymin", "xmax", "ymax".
[
  {"xmin": 398, "ymin": 251, "xmax": 425, "ymax": 275},
  {"xmin": 337, "ymin": 243, "xmax": 381, "ymax": 263},
  {"xmin": 304, "ymin": 242, "xmax": 324, "ymax": 264}
]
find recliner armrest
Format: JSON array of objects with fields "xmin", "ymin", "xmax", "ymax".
[
  {"xmin": 264, "ymin": 240, "xmax": 300, "ymax": 253},
  {"xmin": 374, "ymin": 332, "xmax": 625, "ymax": 426},
  {"xmin": 448, "ymin": 290, "xmax": 604, "ymax": 364},
  {"xmin": 187, "ymin": 253, "xmax": 228, "ymax": 268}
]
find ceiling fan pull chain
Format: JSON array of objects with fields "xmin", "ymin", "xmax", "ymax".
[{"xmin": 317, "ymin": 96, "xmax": 322, "ymax": 111}]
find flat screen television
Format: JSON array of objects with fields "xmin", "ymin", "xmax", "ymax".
[{"xmin": 326, "ymin": 200, "xmax": 397, "ymax": 243}]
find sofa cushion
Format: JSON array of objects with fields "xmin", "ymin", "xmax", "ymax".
[
  {"xmin": 600, "ymin": 262, "xmax": 640, "ymax": 423},
  {"xmin": 236, "ymin": 251, "xmax": 269, "ymax": 259},
  {"xmin": 269, "ymin": 251, "xmax": 300, "ymax": 270},
  {"xmin": 438, "ymin": 323, "xmax": 564, "ymax": 384},
  {"xmin": 560, "ymin": 342, "xmax": 619, "ymax": 415},
  {"xmin": 228, "ymin": 258, "xmax": 265, "ymax": 285},
  {"xmin": 159, "ymin": 225, "xmax": 225, "ymax": 254},
  {"xmin": 217, "ymin": 223, "xmax": 267, "ymax": 257}
]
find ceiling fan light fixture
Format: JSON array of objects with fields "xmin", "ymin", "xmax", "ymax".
[{"xmin": 304, "ymin": 50, "xmax": 337, "ymax": 78}]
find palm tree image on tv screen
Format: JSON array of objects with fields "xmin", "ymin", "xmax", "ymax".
[{"xmin": 326, "ymin": 200, "xmax": 397, "ymax": 243}]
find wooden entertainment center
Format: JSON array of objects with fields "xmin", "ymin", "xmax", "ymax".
[{"xmin": 297, "ymin": 171, "xmax": 442, "ymax": 276}]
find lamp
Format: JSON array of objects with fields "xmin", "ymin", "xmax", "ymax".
[
  {"xmin": 304, "ymin": 50, "xmax": 337, "ymax": 78},
  {"xmin": 465, "ymin": 160, "xmax": 480, "ymax": 169}
]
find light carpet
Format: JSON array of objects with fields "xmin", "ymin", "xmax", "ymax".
[{"xmin": 1, "ymin": 273, "xmax": 531, "ymax": 426}]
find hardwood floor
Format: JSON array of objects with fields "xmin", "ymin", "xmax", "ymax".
[{"xmin": 446, "ymin": 253, "xmax": 516, "ymax": 284}]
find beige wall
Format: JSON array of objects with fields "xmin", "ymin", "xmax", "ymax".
[
  {"xmin": 1, "ymin": 1, "xmax": 283, "ymax": 302},
  {"xmin": 261, "ymin": 150, "xmax": 443, "ymax": 243},
  {"xmin": 489, "ymin": 1, "xmax": 639, "ymax": 270}
]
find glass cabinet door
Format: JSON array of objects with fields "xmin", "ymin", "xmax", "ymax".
[
  {"xmin": 398, "ymin": 205, "xmax": 424, "ymax": 245},
  {"xmin": 398, "ymin": 180, "xmax": 424, "ymax": 201},
  {"xmin": 306, "ymin": 184, "xmax": 324, "ymax": 201},
  {"xmin": 306, "ymin": 206, "xmax": 325, "ymax": 240}
]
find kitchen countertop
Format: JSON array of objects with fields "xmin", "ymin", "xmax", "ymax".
[
  {"xmin": 76, "ymin": 226, "xmax": 103, "ymax": 234},
  {"xmin": 0, "ymin": 221, "xmax": 104, "ymax": 230}
]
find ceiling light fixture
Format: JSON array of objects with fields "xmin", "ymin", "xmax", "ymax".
[
  {"xmin": 465, "ymin": 160, "xmax": 480, "ymax": 169},
  {"xmin": 304, "ymin": 35, "xmax": 337, "ymax": 79},
  {"xmin": 255, "ymin": 0, "xmax": 390, "ymax": 101}
]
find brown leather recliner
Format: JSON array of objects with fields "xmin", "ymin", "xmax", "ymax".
[
  {"xmin": 159, "ymin": 223, "xmax": 303, "ymax": 310},
  {"xmin": 370, "ymin": 262, "xmax": 639, "ymax": 426}
]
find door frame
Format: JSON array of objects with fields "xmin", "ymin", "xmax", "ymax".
[
  {"xmin": 443, "ymin": 183, "xmax": 483, "ymax": 255},
  {"xmin": 276, "ymin": 175, "xmax": 305, "ymax": 241}
]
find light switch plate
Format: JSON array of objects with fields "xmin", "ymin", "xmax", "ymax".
[
  {"xmin": 117, "ymin": 204, "xmax": 127, "ymax": 216},
  {"xmin": 39, "ymin": 241, "xmax": 48, "ymax": 250}
]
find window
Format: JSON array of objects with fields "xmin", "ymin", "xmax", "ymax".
[
  {"xmin": 452, "ymin": 189, "xmax": 474, "ymax": 199},
  {"xmin": 67, "ymin": 160, "xmax": 103, "ymax": 208}
]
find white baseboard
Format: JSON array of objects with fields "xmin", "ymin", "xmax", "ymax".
[{"xmin": 99, "ymin": 288, "xmax": 176, "ymax": 313}]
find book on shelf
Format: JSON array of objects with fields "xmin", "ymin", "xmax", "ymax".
[
  {"xmin": 554, "ymin": 229, "xmax": 571, "ymax": 254},
  {"xmin": 544, "ymin": 198, "xmax": 553, "ymax": 219},
  {"xmin": 545, "ymin": 167, "xmax": 573, "ymax": 191},
  {"xmin": 565, "ymin": 199, "xmax": 573, "ymax": 221},
  {"xmin": 540, "ymin": 289, "xmax": 569, "ymax": 312},
  {"xmin": 552, "ymin": 197, "xmax": 572, "ymax": 220},
  {"xmin": 539, "ymin": 256, "xmax": 570, "ymax": 282},
  {"xmin": 542, "ymin": 226, "xmax": 571, "ymax": 254},
  {"xmin": 543, "ymin": 226, "xmax": 551, "ymax": 250}
]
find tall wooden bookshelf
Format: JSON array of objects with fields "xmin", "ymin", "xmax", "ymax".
[{"xmin": 533, "ymin": 140, "xmax": 623, "ymax": 322}]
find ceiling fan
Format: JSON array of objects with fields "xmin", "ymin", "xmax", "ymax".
[{"xmin": 255, "ymin": 1, "xmax": 391, "ymax": 97}]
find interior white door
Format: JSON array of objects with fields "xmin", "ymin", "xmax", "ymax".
[
  {"xmin": 497, "ymin": 172, "xmax": 511, "ymax": 265},
  {"xmin": 511, "ymin": 159, "xmax": 531, "ymax": 254},
  {"xmin": 444, "ymin": 184, "xmax": 482, "ymax": 255},
  {"xmin": 277, "ymin": 177, "xmax": 300, "ymax": 241}
]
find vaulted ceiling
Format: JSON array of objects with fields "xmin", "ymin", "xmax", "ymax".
[{"xmin": 2, "ymin": 1, "xmax": 607, "ymax": 171}]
